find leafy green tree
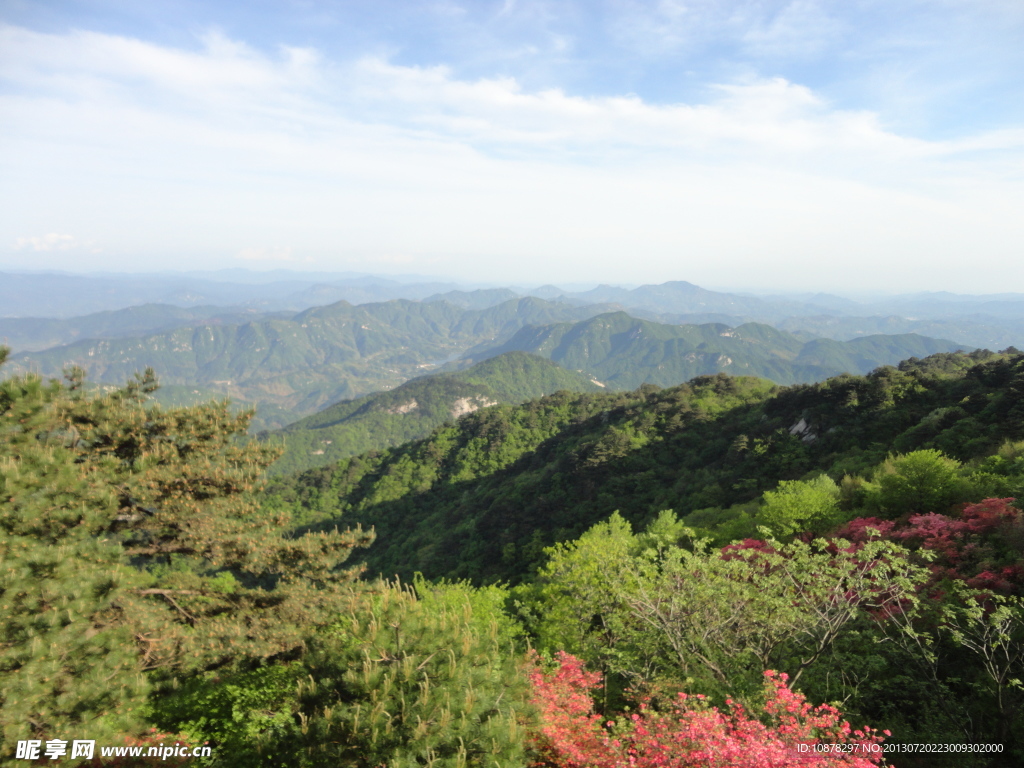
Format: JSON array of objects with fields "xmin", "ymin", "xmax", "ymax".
[
  {"xmin": 522, "ymin": 513, "xmax": 645, "ymax": 706},
  {"xmin": 865, "ymin": 449, "xmax": 970, "ymax": 517},
  {"xmin": 526, "ymin": 513, "xmax": 929, "ymax": 704},
  {"xmin": 941, "ymin": 587, "xmax": 1024, "ymax": 746},
  {"xmin": 0, "ymin": 352, "xmax": 372, "ymax": 757},
  {"xmin": 758, "ymin": 475, "xmax": 841, "ymax": 536}
]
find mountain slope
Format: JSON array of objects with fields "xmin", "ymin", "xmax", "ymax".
[
  {"xmin": 266, "ymin": 349, "xmax": 1022, "ymax": 585},
  {"xmin": 268, "ymin": 352, "xmax": 604, "ymax": 475}
]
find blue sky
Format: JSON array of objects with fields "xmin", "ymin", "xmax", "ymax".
[{"xmin": 1, "ymin": 1, "xmax": 1023, "ymax": 292}]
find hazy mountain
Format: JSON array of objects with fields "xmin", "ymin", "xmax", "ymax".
[
  {"xmin": 0, "ymin": 304, "xmax": 290, "ymax": 352},
  {"xmin": 564, "ymin": 281, "xmax": 783, "ymax": 316},
  {"xmin": 0, "ymin": 270, "xmax": 463, "ymax": 317},
  {"xmin": 0, "ymin": 271, "xmax": 312, "ymax": 317},
  {"xmin": 774, "ymin": 315, "xmax": 1024, "ymax": 353},
  {"xmin": 410, "ymin": 283, "xmax": 1024, "ymax": 351},
  {"xmin": 465, "ymin": 312, "xmax": 970, "ymax": 388},
  {"xmin": 4, "ymin": 297, "xmax": 612, "ymax": 429},
  {"xmin": 268, "ymin": 352, "xmax": 605, "ymax": 475},
  {"xmin": 424, "ymin": 288, "xmax": 521, "ymax": 308},
  {"xmin": 6, "ymin": 271, "xmax": 1024, "ymax": 352}
]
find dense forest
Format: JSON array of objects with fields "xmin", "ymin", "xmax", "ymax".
[{"xmin": 2, "ymin": 344, "xmax": 1023, "ymax": 766}]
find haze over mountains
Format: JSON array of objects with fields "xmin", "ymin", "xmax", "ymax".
[
  {"xmin": 1, "ymin": 271, "xmax": 1001, "ymax": 439},
  {"xmin": 4, "ymin": 270, "xmax": 1024, "ymax": 351},
  {"xmin": 3, "ymin": 297, "xmax": 619, "ymax": 429}
]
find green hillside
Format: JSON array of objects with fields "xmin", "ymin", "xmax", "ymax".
[
  {"xmin": 5, "ymin": 297, "xmax": 611, "ymax": 429},
  {"xmin": 471, "ymin": 311, "xmax": 968, "ymax": 387},
  {"xmin": 266, "ymin": 349, "xmax": 1021, "ymax": 584},
  {"xmin": 268, "ymin": 352, "xmax": 604, "ymax": 475}
]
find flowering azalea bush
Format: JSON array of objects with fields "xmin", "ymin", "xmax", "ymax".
[
  {"xmin": 528, "ymin": 651, "xmax": 889, "ymax": 768},
  {"xmin": 835, "ymin": 498, "xmax": 1024, "ymax": 594}
]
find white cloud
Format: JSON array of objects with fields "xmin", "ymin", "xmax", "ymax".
[
  {"xmin": 0, "ymin": 24, "xmax": 1022, "ymax": 290},
  {"xmin": 15, "ymin": 233, "xmax": 79, "ymax": 251}
]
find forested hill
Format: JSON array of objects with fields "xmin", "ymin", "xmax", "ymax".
[
  {"xmin": 469, "ymin": 311, "xmax": 970, "ymax": 388},
  {"xmin": 4, "ymin": 297, "xmax": 612, "ymax": 428},
  {"xmin": 266, "ymin": 349, "xmax": 1024, "ymax": 584},
  {"xmin": 268, "ymin": 352, "xmax": 604, "ymax": 475}
]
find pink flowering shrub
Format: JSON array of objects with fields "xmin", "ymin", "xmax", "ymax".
[
  {"xmin": 528, "ymin": 651, "xmax": 889, "ymax": 768},
  {"xmin": 834, "ymin": 498, "xmax": 1024, "ymax": 594}
]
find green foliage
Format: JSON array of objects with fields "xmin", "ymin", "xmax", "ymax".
[
  {"xmin": 148, "ymin": 664, "xmax": 302, "ymax": 763},
  {"xmin": 524, "ymin": 513, "xmax": 929, "ymax": 706},
  {"xmin": 157, "ymin": 580, "xmax": 534, "ymax": 768},
  {"xmin": 269, "ymin": 351, "xmax": 1024, "ymax": 584},
  {"xmin": 518, "ymin": 513, "xmax": 640, "ymax": 695},
  {"xmin": 268, "ymin": 374, "xmax": 777, "ymax": 582},
  {"xmin": 0, "ymin": 360, "xmax": 373, "ymax": 758},
  {"xmin": 941, "ymin": 588, "xmax": 1024, "ymax": 730},
  {"xmin": 759, "ymin": 475, "xmax": 841, "ymax": 536},
  {"xmin": 864, "ymin": 449, "xmax": 971, "ymax": 517},
  {"xmin": 8, "ymin": 341, "xmax": 1024, "ymax": 766}
]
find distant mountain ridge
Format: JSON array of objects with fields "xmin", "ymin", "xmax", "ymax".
[
  {"xmin": 4, "ymin": 270, "xmax": 1024, "ymax": 350},
  {"xmin": 464, "ymin": 312, "xmax": 970, "ymax": 388},
  {"xmin": 0, "ymin": 304, "xmax": 289, "ymax": 352},
  {"xmin": 4, "ymin": 297, "xmax": 614, "ymax": 429},
  {"xmin": 5, "ymin": 295, "xmax": 973, "ymax": 432},
  {"xmin": 0, "ymin": 271, "xmax": 466, "ymax": 318}
]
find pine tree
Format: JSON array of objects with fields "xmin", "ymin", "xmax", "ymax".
[
  {"xmin": 265, "ymin": 580, "xmax": 531, "ymax": 767},
  {"xmin": 1, "ymin": 350, "xmax": 373, "ymax": 756}
]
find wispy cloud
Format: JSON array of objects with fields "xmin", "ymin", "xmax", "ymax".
[
  {"xmin": 15, "ymin": 233, "xmax": 80, "ymax": 251},
  {"xmin": 0, "ymin": 23, "xmax": 1021, "ymax": 290}
]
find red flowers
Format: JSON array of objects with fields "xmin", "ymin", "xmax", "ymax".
[
  {"xmin": 529, "ymin": 652, "xmax": 888, "ymax": 767},
  {"xmin": 835, "ymin": 498, "xmax": 1024, "ymax": 594}
]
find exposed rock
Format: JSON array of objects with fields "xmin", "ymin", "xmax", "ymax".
[
  {"xmin": 450, "ymin": 396, "xmax": 498, "ymax": 419},
  {"xmin": 385, "ymin": 400, "xmax": 419, "ymax": 415},
  {"xmin": 788, "ymin": 417, "xmax": 818, "ymax": 444}
]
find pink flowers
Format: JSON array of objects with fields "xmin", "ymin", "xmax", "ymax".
[
  {"xmin": 835, "ymin": 498, "xmax": 1023, "ymax": 594},
  {"xmin": 529, "ymin": 652, "xmax": 888, "ymax": 767}
]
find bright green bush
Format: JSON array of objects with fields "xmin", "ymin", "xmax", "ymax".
[{"xmin": 758, "ymin": 474, "xmax": 842, "ymax": 536}]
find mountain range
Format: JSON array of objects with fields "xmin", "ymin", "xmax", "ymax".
[
  {"xmin": 3, "ymin": 297, "xmax": 613, "ymax": 429},
  {"xmin": 463, "ymin": 311, "xmax": 968, "ymax": 388},
  {"xmin": 5, "ymin": 294, "xmax": 970, "ymax": 433}
]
